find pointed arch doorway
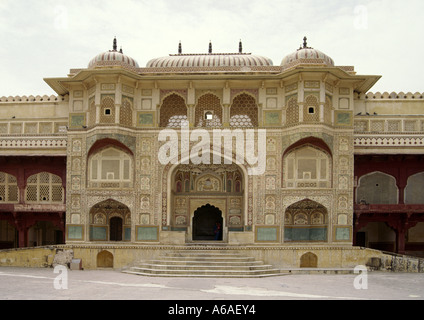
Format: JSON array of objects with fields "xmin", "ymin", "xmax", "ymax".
[{"xmin": 193, "ymin": 204, "xmax": 223, "ymax": 241}]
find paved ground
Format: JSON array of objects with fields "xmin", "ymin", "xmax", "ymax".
[{"xmin": 0, "ymin": 267, "xmax": 423, "ymax": 302}]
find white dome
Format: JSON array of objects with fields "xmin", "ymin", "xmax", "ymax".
[
  {"xmin": 88, "ymin": 38, "xmax": 139, "ymax": 71},
  {"xmin": 281, "ymin": 37, "xmax": 334, "ymax": 69},
  {"xmin": 146, "ymin": 41, "xmax": 273, "ymax": 68},
  {"xmin": 147, "ymin": 53, "xmax": 273, "ymax": 68}
]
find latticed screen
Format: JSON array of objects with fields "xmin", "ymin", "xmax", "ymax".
[
  {"xmin": 230, "ymin": 94, "xmax": 258, "ymax": 128},
  {"xmin": 160, "ymin": 94, "xmax": 188, "ymax": 128},
  {"xmin": 100, "ymin": 96, "xmax": 116, "ymax": 124},
  {"xmin": 284, "ymin": 146, "xmax": 331, "ymax": 188},
  {"xmin": 88, "ymin": 98, "xmax": 96, "ymax": 126},
  {"xmin": 286, "ymin": 97, "xmax": 299, "ymax": 125},
  {"xmin": 25, "ymin": 172, "xmax": 63, "ymax": 203},
  {"xmin": 303, "ymin": 95, "xmax": 320, "ymax": 122},
  {"xmin": 89, "ymin": 147, "xmax": 132, "ymax": 188},
  {"xmin": 324, "ymin": 96, "xmax": 332, "ymax": 125},
  {"xmin": 120, "ymin": 97, "xmax": 133, "ymax": 127},
  {"xmin": 0, "ymin": 172, "xmax": 19, "ymax": 203},
  {"xmin": 195, "ymin": 94, "xmax": 223, "ymax": 127}
]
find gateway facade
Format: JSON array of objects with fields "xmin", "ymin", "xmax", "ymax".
[{"xmin": 1, "ymin": 38, "xmax": 424, "ymax": 257}]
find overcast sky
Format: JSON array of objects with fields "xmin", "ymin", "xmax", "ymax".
[{"xmin": 0, "ymin": 0, "xmax": 423, "ymax": 96}]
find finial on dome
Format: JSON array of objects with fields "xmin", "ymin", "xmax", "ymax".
[
  {"xmin": 303, "ymin": 36, "xmax": 308, "ymax": 49},
  {"xmin": 119, "ymin": 47, "xmax": 123, "ymax": 54},
  {"xmin": 178, "ymin": 41, "xmax": 182, "ymax": 54},
  {"xmin": 209, "ymin": 41, "xmax": 212, "ymax": 54},
  {"xmin": 239, "ymin": 39, "xmax": 243, "ymax": 53},
  {"xmin": 298, "ymin": 36, "xmax": 312, "ymax": 51},
  {"xmin": 113, "ymin": 37, "xmax": 118, "ymax": 51}
]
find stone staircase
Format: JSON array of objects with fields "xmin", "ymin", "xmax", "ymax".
[{"xmin": 123, "ymin": 250, "xmax": 283, "ymax": 278}]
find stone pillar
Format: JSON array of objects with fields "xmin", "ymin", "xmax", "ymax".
[
  {"xmin": 187, "ymin": 104, "xmax": 195, "ymax": 128},
  {"xmin": 319, "ymin": 103, "xmax": 325, "ymax": 123},
  {"xmin": 298, "ymin": 103, "xmax": 304, "ymax": 122},
  {"xmin": 115, "ymin": 104, "xmax": 121, "ymax": 124},
  {"xmin": 95, "ymin": 105, "xmax": 101, "ymax": 124},
  {"xmin": 223, "ymin": 104, "xmax": 230, "ymax": 127}
]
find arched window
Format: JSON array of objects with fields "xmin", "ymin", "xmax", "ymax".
[
  {"xmin": 195, "ymin": 94, "xmax": 223, "ymax": 127},
  {"xmin": 26, "ymin": 172, "xmax": 64, "ymax": 203},
  {"xmin": 356, "ymin": 172, "xmax": 398, "ymax": 204},
  {"xmin": 88, "ymin": 147, "xmax": 133, "ymax": 188},
  {"xmin": 283, "ymin": 145, "xmax": 331, "ymax": 188},
  {"xmin": 405, "ymin": 172, "xmax": 424, "ymax": 204},
  {"xmin": 230, "ymin": 93, "xmax": 258, "ymax": 128},
  {"xmin": 0, "ymin": 172, "xmax": 19, "ymax": 203},
  {"xmin": 160, "ymin": 94, "xmax": 188, "ymax": 128}
]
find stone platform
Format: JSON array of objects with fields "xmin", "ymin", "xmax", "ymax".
[{"xmin": 0, "ymin": 244, "xmax": 423, "ymax": 275}]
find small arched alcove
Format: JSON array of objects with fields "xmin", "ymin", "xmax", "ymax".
[
  {"xmin": 300, "ymin": 252, "xmax": 318, "ymax": 268},
  {"xmin": 97, "ymin": 250, "xmax": 114, "ymax": 268}
]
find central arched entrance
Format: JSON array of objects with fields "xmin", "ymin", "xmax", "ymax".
[
  {"xmin": 89, "ymin": 199, "xmax": 131, "ymax": 242},
  {"xmin": 193, "ymin": 204, "xmax": 223, "ymax": 241}
]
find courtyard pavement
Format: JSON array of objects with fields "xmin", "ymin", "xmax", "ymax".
[{"xmin": 0, "ymin": 267, "xmax": 423, "ymax": 302}]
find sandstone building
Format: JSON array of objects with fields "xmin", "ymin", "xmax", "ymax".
[{"xmin": 1, "ymin": 37, "xmax": 423, "ymax": 266}]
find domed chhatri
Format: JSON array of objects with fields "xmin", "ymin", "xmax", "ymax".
[
  {"xmin": 146, "ymin": 40, "xmax": 273, "ymax": 68},
  {"xmin": 88, "ymin": 38, "xmax": 139, "ymax": 71},
  {"xmin": 281, "ymin": 37, "xmax": 334, "ymax": 69}
]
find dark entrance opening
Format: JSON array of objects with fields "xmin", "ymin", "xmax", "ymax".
[
  {"xmin": 110, "ymin": 217, "xmax": 123, "ymax": 241},
  {"xmin": 193, "ymin": 204, "xmax": 223, "ymax": 241},
  {"xmin": 356, "ymin": 232, "xmax": 366, "ymax": 247}
]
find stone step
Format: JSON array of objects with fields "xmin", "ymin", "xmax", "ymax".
[
  {"xmin": 148, "ymin": 259, "xmax": 264, "ymax": 266},
  {"xmin": 122, "ymin": 270, "xmax": 285, "ymax": 278},
  {"xmin": 124, "ymin": 250, "xmax": 282, "ymax": 278},
  {"xmin": 162, "ymin": 252, "xmax": 248, "ymax": 258},
  {"xmin": 157, "ymin": 256, "xmax": 256, "ymax": 263},
  {"xmin": 133, "ymin": 263, "xmax": 275, "ymax": 271},
  {"xmin": 123, "ymin": 267, "xmax": 283, "ymax": 278}
]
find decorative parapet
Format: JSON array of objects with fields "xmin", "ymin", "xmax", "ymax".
[
  {"xmin": 354, "ymin": 116, "xmax": 424, "ymax": 151},
  {"xmin": 355, "ymin": 92, "xmax": 424, "ymax": 100},
  {"xmin": 0, "ymin": 95, "xmax": 69, "ymax": 103},
  {"xmin": 0, "ymin": 120, "xmax": 69, "ymax": 135},
  {"xmin": 354, "ymin": 117, "xmax": 424, "ymax": 134},
  {"xmin": 354, "ymin": 135, "xmax": 424, "ymax": 148},
  {"xmin": 0, "ymin": 136, "xmax": 67, "ymax": 151}
]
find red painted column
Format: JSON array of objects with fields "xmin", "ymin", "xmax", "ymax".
[
  {"xmin": 397, "ymin": 173, "xmax": 407, "ymax": 205},
  {"xmin": 13, "ymin": 213, "xmax": 38, "ymax": 248},
  {"xmin": 17, "ymin": 227, "xmax": 28, "ymax": 248},
  {"xmin": 14, "ymin": 217, "xmax": 29, "ymax": 248},
  {"xmin": 396, "ymin": 229, "xmax": 406, "ymax": 255}
]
